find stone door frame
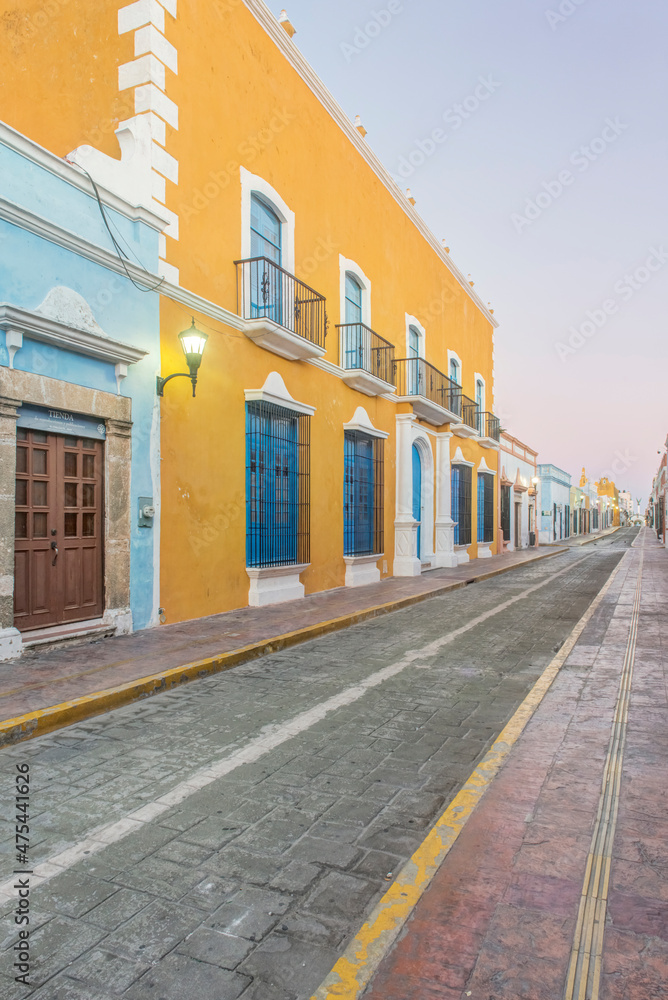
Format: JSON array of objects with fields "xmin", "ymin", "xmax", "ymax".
[{"xmin": 0, "ymin": 368, "xmax": 133, "ymax": 661}]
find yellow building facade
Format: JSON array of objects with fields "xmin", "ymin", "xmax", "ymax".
[
  {"xmin": 596, "ymin": 478, "xmax": 621, "ymax": 527},
  {"xmin": 2, "ymin": 0, "xmax": 500, "ymax": 623}
]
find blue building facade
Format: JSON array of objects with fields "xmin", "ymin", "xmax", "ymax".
[
  {"xmin": 537, "ymin": 464, "xmax": 572, "ymax": 544},
  {"xmin": 0, "ymin": 122, "xmax": 164, "ymax": 660}
]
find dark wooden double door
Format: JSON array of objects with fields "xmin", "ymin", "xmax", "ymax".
[{"xmin": 14, "ymin": 429, "xmax": 104, "ymax": 631}]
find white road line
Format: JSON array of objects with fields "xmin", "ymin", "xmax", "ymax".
[{"xmin": 0, "ymin": 551, "xmax": 597, "ymax": 904}]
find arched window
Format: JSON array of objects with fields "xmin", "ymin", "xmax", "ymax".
[
  {"xmin": 250, "ymin": 194, "xmax": 282, "ymax": 264},
  {"xmin": 407, "ymin": 326, "xmax": 422, "ymax": 395},
  {"xmin": 342, "ymin": 274, "xmax": 365, "ymax": 369},
  {"xmin": 250, "ymin": 195, "xmax": 282, "ymax": 322},
  {"xmin": 408, "ymin": 326, "xmax": 421, "ymax": 359},
  {"xmin": 450, "ymin": 358, "xmax": 460, "ymax": 385},
  {"xmin": 344, "ymin": 273, "xmax": 363, "ymax": 324},
  {"xmin": 476, "ymin": 378, "xmax": 485, "ymax": 411}
]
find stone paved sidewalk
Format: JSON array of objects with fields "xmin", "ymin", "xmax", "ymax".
[
  {"xmin": 1, "ymin": 545, "xmax": 566, "ymax": 724},
  {"xmin": 362, "ymin": 526, "xmax": 666, "ymax": 1000}
]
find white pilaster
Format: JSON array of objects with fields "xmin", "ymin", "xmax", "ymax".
[
  {"xmin": 393, "ymin": 413, "xmax": 420, "ymax": 576},
  {"xmin": 434, "ymin": 431, "xmax": 458, "ymax": 568}
]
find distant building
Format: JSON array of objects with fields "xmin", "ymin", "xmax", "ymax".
[
  {"xmin": 596, "ymin": 477, "xmax": 621, "ymax": 528},
  {"xmin": 649, "ymin": 446, "xmax": 667, "ymax": 544},
  {"xmin": 572, "ymin": 468, "xmax": 600, "ymax": 536},
  {"xmin": 498, "ymin": 433, "xmax": 539, "ymax": 551},
  {"xmin": 537, "ymin": 465, "xmax": 572, "ymax": 543},
  {"xmin": 618, "ymin": 490, "xmax": 633, "ymax": 522}
]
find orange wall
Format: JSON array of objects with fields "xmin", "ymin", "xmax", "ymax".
[
  {"xmin": 0, "ymin": 1, "xmax": 132, "ymax": 159},
  {"xmin": 168, "ymin": 2, "xmax": 494, "ymax": 399}
]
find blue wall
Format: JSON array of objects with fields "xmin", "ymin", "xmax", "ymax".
[{"xmin": 0, "ymin": 136, "xmax": 162, "ymax": 631}]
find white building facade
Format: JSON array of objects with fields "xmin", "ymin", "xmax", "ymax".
[
  {"xmin": 498, "ymin": 433, "xmax": 539, "ymax": 551},
  {"xmin": 538, "ymin": 464, "xmax": 572, "ymax": 544}
]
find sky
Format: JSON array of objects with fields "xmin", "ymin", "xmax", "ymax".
[{"xmin": 273, "ymin": 0, "xmax": 668, "ymax": 506}]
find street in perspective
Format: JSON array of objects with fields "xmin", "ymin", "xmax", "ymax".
[
  {"xmin": 1, "ymin": 1, "xmax": 666, "ymax": 998},
  {"xmin": 0, "ymin": 527, "xmax": 666, "ymax": 999}
]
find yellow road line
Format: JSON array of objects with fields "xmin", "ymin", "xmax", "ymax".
[
  {"xmin": 564, "ymin": 541, "xmax": 643, "ymax": 1000},
  {"xmin": 0, "ymin": 546, "xmax": 567, "ymax": 747},
  {"xmin": 310, "ymin": 552, "xmax": 627, "ymax": 1000}
]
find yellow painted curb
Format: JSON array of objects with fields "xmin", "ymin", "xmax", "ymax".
[
  {"xmin": 310, "ymin": 548, "xmax": 626, "ymax": 1000},
  {"xmin": 0, "ymin": 546, "xmax": 568, "ymax": 747}
]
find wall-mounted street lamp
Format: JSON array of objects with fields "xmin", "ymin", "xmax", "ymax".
[{"xmin": 157, "ymin": 318, "xmax": 208, "ymax": 397}]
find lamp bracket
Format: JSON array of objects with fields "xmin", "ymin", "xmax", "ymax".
[{"xmin": 156, "ymin": 371, "xmax": 199, "ymax": 397}]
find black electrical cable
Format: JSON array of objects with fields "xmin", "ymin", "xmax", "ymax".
[{"xmin": 65, "ymin": 157, "xmax": 165, "ymax": 293}]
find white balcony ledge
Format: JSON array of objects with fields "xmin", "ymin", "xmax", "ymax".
[
  {"xmin": 394, "ymin": 395, "xmax": 458, "ymax": 426},
  {"xmin": 450, "ymin": 421, "xmax": 478, "ymax": 439},
  {"xmin": 342, "ymin": 369, "xmax": 396, "ymax": 397},
  {"xmin": 479, "ymin": 436, "xmax": 500, "ymax": 450},
  {"xmin": 241, "ymin": 318, "xmax": 326, "ymax": 362}
]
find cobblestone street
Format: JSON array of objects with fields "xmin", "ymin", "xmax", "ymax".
[{"xmin": 0, "ymin": 531, "xmax": 638, "ymax": 999}]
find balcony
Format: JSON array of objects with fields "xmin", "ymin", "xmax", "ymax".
[
  {"xmin": 450, "ymin": 393, "xmax": 479, "ymax": 438},
  {"xmin": 336, "ymin": 323, "xmax": 396, "ymax": 396},
  {"xmin": 477, "ymin": 410, "xmax": 501, "ymax": 448},
  {"xmin": 394, "ymin": 358, "xmax": 462, "ymax": 426},
  {"xmin": 235, "ymin": 257, "xmax": 327, "ymax": 361}
]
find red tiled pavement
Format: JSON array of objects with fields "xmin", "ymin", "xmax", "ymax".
[
  {"xmin": 363, "ymin": 528, "xmax": 668, "ymax": 1000},
  {"xmin": 0, "ymin": 544, "xmax": 564, "ymax": 723}
]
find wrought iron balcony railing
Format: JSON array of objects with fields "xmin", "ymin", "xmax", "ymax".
[
  {"xmin": 336, "ymin": 323, "xmax": 395, "ymax": 386},
  {"xmin": 394, "ymin": 358, "xmax": 461, "ymax": 413},
  {"xmin": 456, "ymin": 393, "xmax": 479, "ymax": 432},
  {"xmin": 477, "ymin": 410, "xmax": 501, "ymax": 441},
  {"xmin": 235, "ymin": 257, "xmax": 327, "ymax": 348}
]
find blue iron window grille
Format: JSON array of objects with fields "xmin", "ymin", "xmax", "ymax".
[
  {"xmin": 246, "ymin": 401, "xmax": 310, "ymax": 568},
  {"xmin": 452, "ymin": 464, "xmax": 472, "ymax": 546},
  {"xmin": 250, "ymin": 195, "xmax": 282, "ymax": 323},
  {"xmin": 477, "ymin": 473, "xmax": 494, "ymax": 543},
  {"xmin": 344, "ymin": 432, "xmax": 384, "ymax": 557},
  {"xmin": 500, "ymin": 484, "xmax": 511, "ymax": 541}
]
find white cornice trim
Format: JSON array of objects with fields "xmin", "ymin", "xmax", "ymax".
[
  {"xmin": 343, "ymin": 405, "xmax": 389, "ymax": 440},
  {"xmin": 241, "ymin": 0, "xmax": 498, "ymax": 329},
  {"xmin": 0, "ymin": 304, "xmax": 148, "ymax": 365},
  {"xmin": 0, "ymin": 121, "xmax": 168, "ymax": 232},
  {"xmin": 245, "ymin": 371, "xmax": 315, "ymax": 416}
]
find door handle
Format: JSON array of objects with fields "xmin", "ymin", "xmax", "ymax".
[{"xmin": 51, "ymin": 540, "xmax": 58, "ymax": 566}]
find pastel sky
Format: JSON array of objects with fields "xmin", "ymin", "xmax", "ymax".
[{"xmin": 275, "ymin": 0, "xmax": 667, "ymax": 506}]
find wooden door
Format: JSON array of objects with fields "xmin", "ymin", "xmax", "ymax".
[{"xmin": 14, "ymin": 429, "xmax": 104, "ymax": 631}]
